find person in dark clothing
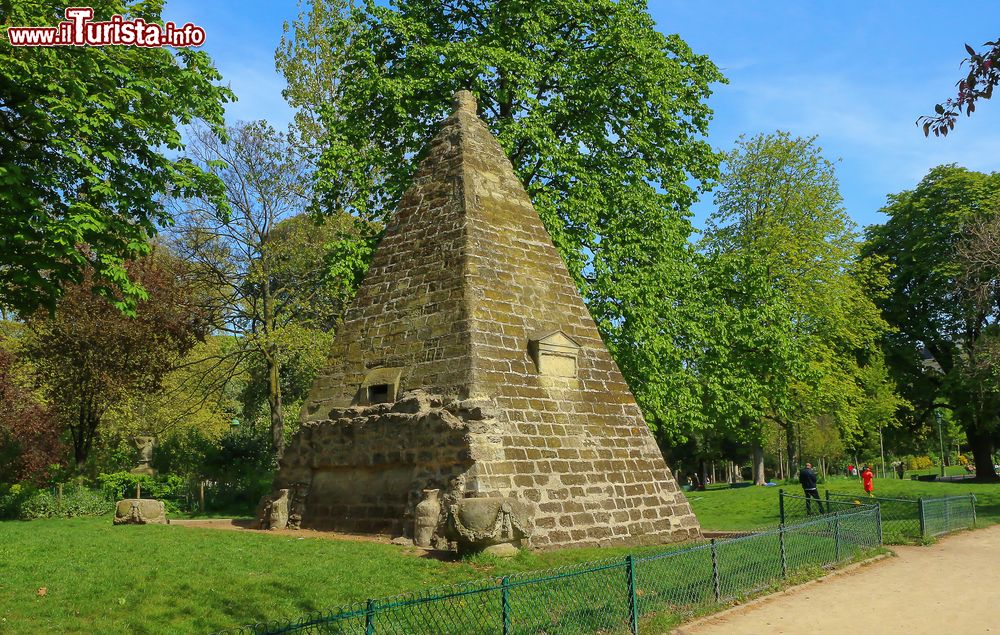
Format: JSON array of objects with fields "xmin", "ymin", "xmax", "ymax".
[{"xmin": 799, "ymin": 462, "xmax": 823, "ymax": 514}]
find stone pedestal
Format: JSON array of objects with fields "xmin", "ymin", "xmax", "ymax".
[{"xmin": 113, "ymin": 499, "xmax": 167, "ymax": 525}]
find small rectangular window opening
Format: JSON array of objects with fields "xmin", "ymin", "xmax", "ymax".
[{"xmin": 367, "ymin": 383, "xmax": 391, "ymax": 404}]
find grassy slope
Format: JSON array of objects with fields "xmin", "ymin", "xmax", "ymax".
[
  {"xmin": 3, "ymin": 475, "xmax": 994, "ymax": 633},
  {"xmin": 685, "ymin": 475, "xmax": 1000, "ymax": 531},
  {"xmin": 0, "ymin": 517, "xmax": 689, "ymax": 634}
]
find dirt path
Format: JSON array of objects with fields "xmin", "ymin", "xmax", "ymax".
[{"xmin": 674, "ymin": 525, "xmax": 1000, "ymax": 635}]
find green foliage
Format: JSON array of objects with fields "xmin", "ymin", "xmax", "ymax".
[
  {"xmin": 0, "ymin": 483, "xmax": 110, "ymax": 520},
  {"xmin": 169, "ymin": 122, "xmax": 370, "ymax": 458},
  {"xmin": 23, "ymin": 254, "xmax": 209, "ymax": 467},
  {"xmin": 700, "ymin": 132, "xmax": 895, "ymax": 469},
  {"xmin": 278, "ymin": 0, "xmax": 725, "ymax": 437},
  {"xmin": 202, "ymin": 423, "xmax": 275, "ymax": 507},
  {"xmin": 0, "ymin": 0, "xmax": 233, "ymax": 315},
  {"xmin": 151, "ymin": 427, "xmax": 217, "ymax": 480},
  {"xmin": 96, "ymin": 471, "xmax": 155, "ymax": 501},
  {"xmin": 865, "ymin": 165, "xmax": 1000, "ymax": 478},
  {"xmin": 97, "ymin": 471, "xmax": 188, "ymax": 513},
  {"xmin": 902, "ymin": 455, "xmax": 935, "ymax": 471},
  {"xmin": 0, "ymin": 339, "xmax": 65, "ymax": 483}
]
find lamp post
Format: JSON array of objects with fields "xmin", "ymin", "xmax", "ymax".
[
  {"xmin": 935, "ymin": 410, "xmax": 945, "ymax": 478},
  {"xmin": 879, "ymin": 424, "xmax": 886, "ymax": 479}
]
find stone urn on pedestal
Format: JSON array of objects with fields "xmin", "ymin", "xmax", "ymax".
[
  {"xmin": 129, "ymin": 436, "xmax": 156, "ymax": 476},
  {"xmin": 414, "ymin": 489, "xmax": 441, "ymax": 547}
]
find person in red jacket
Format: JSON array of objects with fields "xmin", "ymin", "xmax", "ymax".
[{"xmin": 861, "ymin": 465, "xmax": 874, "ymax": 497}]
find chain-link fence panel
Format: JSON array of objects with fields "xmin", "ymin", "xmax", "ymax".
[
  {"xmin": 825, "ymin": 492, "xmax": 920, "ymax": 543},
  {"xmin": 633, "ymin": 541, "xmax": 717, "ymax": 620},
  {"xmin": 212, "ymin": 506, "xmax": 883, "ymax": 635},
  {"xmin": 778, "ymin": 490, "xmax": 876, "ymax": 525},
  {"xmin": 921, "ymin": 495, "xmax": 977, "ymax": 537}
]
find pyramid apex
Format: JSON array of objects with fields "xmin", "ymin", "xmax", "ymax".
[{"xmin": 452, "ymin": 90, "xmax": 477, "ymax": 115}]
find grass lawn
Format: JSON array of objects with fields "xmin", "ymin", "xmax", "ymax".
[
  {"xmin": 0, "ymin": 515, "xmax": 702, "ymax": 634},
  {"xmin": 685, "ymin": 474, "xmax": 1000, "ymax": 532},
  {"xmin": 3, "ymin": 475, "xmax": 979, "ymax": 634}
]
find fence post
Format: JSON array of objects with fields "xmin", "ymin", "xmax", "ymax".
[
  {"xmin": 779, "ymin": 489, "xmax": 785, "ymax": 525},
  {"xmin": 876, "ymin": 502, "xmax": 883, "ymax": 545},
  {"xmin": 710, "ymin": 539, "xmax": 721, "ymax": 602},
  {"xmin": 365, "ymin": 598, "xmax": 376, "ymax": 635},
  {"xmin": 199, "ymin": 482, "xmax": 206, "ymax": 513},
  {"xmin": 779, "ymin": 524, "xmax": 787, "ymax": 579},
  {"xmin": 945, "ymin": 497, "xmax": 951, "ymax": 531},
  {"xmin": 834, "ymin": 512, "xmax": 841, "ymax": 561},
  {"xmin": 971, "ymin": 494, "xmax": 977, "ymax": 527},
  {"xmin": 918, "ymin": 498, "xmax": 926, "ymax": 537},
  {"xmin": 501, "ymin": 576, "xmax": 511, "ymax": 635},
  {"xmin": 136, "ymin": 482, "xmax": 141, "ymax": 499},
  {"xmin": 57, "ymin": 483, "xmax": 63, "ymax": 515},
  {"xmin": 625, "ymin": 556, "xmax": 638, "ymax": 635}
]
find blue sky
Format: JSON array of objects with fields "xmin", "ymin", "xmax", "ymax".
[{"xmin": 163, "ymin": 0, "xmax": 1000, "ymax": 231}]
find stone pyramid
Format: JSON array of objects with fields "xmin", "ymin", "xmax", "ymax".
[{"xmin": 264, "ymin": 91, "xmax": 699, "ymax": 548}]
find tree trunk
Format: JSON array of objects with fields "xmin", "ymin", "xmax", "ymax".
[
  {"xmin": 785, "ymin": 424, "xmax": 797, "ymax": 476},
  {"xmin": 752, "ymin": 443, "xmax": 766, "ymax": 485},
  {"xmin": 72, "ymin": 399, "xmax": 100, "ymax": 469},
  {"xmin": 267, "ymin": 354, "xmax": 285, "ymax": 461},
  {"xmin": 969, "ymin": 429, "xmax": 999, "ymax": 481},
  {"xmin": 262, "ymin": 269, "xmax": 284, "ymax": 462}
]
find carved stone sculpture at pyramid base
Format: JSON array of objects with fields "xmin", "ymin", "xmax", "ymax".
[
  {"xmin": 446, "ymin": 497, "xmax": 533, "ymax": 556},
  {"xmin": 258, "ymin": 90, "xmax": 700, "ymax": 549}
]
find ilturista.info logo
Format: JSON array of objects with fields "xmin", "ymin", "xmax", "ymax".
[{"xmin": 6, "ymin": 7, "xmax": 205, "ymax": 48}]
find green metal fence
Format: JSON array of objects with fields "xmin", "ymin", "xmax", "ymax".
[
  {"xmin": 778, "ymin": 490, "xmax": 877, "ymax": 524},
  {"xmin": 826, "ymin": 491, "xmax": 976, "ymax": 541},
  {"xmin": 780, "ymin": 490, "xmax": 977, "ymax": 543},
  {"xmin": 212, "ymin": 506, "xmax": 882, "ymax": 635},
  {"xmin": 920, "ymin": 495, "xmax": 977, "ymax": 537},
  {"xmin": 824, "ymin": 492, "xmax": 922, "ymax": 542}
]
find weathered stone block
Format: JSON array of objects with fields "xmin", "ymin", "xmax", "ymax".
[{"xmin": 113, "ymin": 499, "xmax": 167, "ymax": 525}]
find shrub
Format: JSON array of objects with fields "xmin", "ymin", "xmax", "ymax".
[
  {"xmin": 904, "ymin": 455, "xmax": 934, "ymax": 471},
  {"xmin": 0, "ymin": 482, "xmax": 111, "ymax": 519},
  {"xmin": 98, "ymin": 471, "xmax": 192, "ymax": 514}
]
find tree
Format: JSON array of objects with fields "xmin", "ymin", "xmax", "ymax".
[
  {"xmin": 701, "ymin": 132, "xmax": 892, "ymax": 484},
  {"xmin": 169, "ymin": 121, "xmax": 368, "ymax": 460},
  {"xmin": 278, "ymin": 0, "xmax": 725, "ymax": 438},
  {"xmin": 864, "ymin": 165, "xmax": 1000, "ymax": 481},
  {"xmin": 23, "ymin": 254, "xmax": 207, "ymax": 468},
  {"xmin": 0, "ymin": 344, "xmax": 64, "ymax": 484},
  {"xmin": 99, "ymin": 336, "xmax": 247, "ymax": 444},
  {"xmin": 919, "ymin": 38, "xmax": 1000, "ymax": 137},
  {"xmin": 0, "ymin": 0, "xmax": 233, "ymax": 315}
]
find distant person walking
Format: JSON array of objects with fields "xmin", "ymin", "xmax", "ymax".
[
  {"xmin": 861, "ymin": 465, "xmax": 875, "ymax": 497},
  {"xmin": 800, "ymin": 462, "xmax": 823, "ymax": 514}
]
